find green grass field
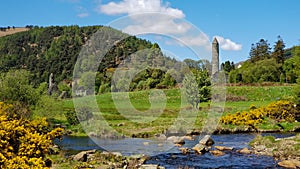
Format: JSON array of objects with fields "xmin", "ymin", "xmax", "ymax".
[{"xmin": 60, "ymin": 85, "xmax": 298, "ymax": 137}]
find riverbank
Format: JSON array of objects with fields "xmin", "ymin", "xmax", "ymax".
[
  {"xmin": 49, "ymin": 150, "xmax": 164, "ymax": 169},
  {"xmin": 250, "ymin": 134, "xmax": 300, "ymax": 168}
]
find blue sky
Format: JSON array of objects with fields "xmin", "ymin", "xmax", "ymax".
[{"xmin": 1, "ymin": 0, "xmax": 300, "ymax": 63}]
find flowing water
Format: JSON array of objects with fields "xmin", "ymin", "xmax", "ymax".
[{"xmin": 54, "ymin": 133, "xmax": 295, "ymax": 168}]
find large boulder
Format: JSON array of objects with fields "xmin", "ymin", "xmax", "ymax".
[{"xmin": 199, "ymin": 135, "xmax": 215, "ymax": 146}]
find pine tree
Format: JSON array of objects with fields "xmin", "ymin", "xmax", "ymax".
[
  {"xmin": 272, "ymin": 36, "xmax": 286, "ymax": 64},
  {"xmin": 249, "ymin": 39, "xmax": 271, "ymax": 62}
]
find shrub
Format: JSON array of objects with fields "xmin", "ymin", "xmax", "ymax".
[
  {"xmin": 220, "ymin": 109, "xmax": 264, "ymax": 126},
  {"xmin": 0, "ymin": 70, "xmax": 39, "ymax": 106},
  {"xmin": 220, "ymin": 100, "xmax": 300, "ymax": 126},
  {"xmin": 0, "ymin": 102, "xmax": 64, "ymax": 168},
  {"xmin": 64, "ymin": 109, "xmax": 80, "ymax": 125},
  {"xmin": 264, "ymin": 100, "xmax": 299, "ymax": 122}
]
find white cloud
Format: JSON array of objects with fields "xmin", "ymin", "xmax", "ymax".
[
  {"xmin": 98, "ymin": 0, "xmax": 189, "ymax": 35},
  {"xmin": 98, "ymin": 0, "xmax": 184, "ymax": 18},
  {"xmin": 122, "ymin": 14, "xmax": 191, "ymax": 35},
  {"xmin": 98, "ymin": 0, "xmax": 240, "ymax": 53},
  {"xmin": 77, "ymin": 12, "xmax": 89, "ymax": 18},
  {"xmin": 214, "ymin": 36, "xmax": 242, "ymax": 51}
]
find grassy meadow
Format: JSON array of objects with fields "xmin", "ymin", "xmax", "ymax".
[{"xmin": 53, "ymin": 84, "xmax": 300, "ymax": 137}]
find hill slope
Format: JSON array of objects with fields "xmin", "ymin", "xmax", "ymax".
[
  {"xmin": 0, "ymin": 27, "xmax": 29, "ymax": 37},
  {"xmin": 0, "ymin": 25, "xmax": 165, "ymax": 86}
]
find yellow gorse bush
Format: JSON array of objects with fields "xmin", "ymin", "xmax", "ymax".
[
  {"xmin": 220, "ymin": 109, "xmax": 264, "ymax": 126},
  {"xmin": 0, "ymin": 102, "xmax": 64, "ymax": 168},
  {"xmin": 263, "ymin": 100, "xmax": 298, "ymax": 122},
  {"xmin": 221, "ymin": 100, "xmax": 299, "ymax": 126}
]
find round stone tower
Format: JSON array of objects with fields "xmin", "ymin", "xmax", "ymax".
[{"xmin": 212, "ymin": 37, "xmax": 219, "ymax": 76}]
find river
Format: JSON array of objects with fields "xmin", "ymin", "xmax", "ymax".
[{"xmin": 54, "ymin": 133, "xmax": 295, "ymax": 168}]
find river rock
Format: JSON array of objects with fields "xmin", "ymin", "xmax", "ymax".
[
  {"xmin": 73, "ymin": 149, "xmax": 96, "ymax": 162},
  {"xmin": 155, "ymin": 134, "xmax": 167, "ymax": 140},
  {"xmin": 179, "ymin": 147, "xmax": 191, "ymax": 155},
  {"xmin": 210, "ymin": 150, "xmax": 225, "ymax": 156},
  {"xmin": 157, "ymin": 143, "xmax": 163, "ymax": 147},
  {"xmin": 140, "ymin": 164, "xmax": 165, "ymax": 169},
  {"xmin": 237, "ymin": 148, "xmax": 252, "ymax": 154},
  {"xmin": 278, "ymin": 160, "xmax": 300, "ymax": 169},
  {"xmin": 192, "ymin": 144, "xmax": 208, "ymax": 155},
  {"xmin": 199, "ymin": 135, "xmax": 215, "ymax": 146},
  {"xmin": 253, "ymin": 145, "xmax": 266, "ymax": 151},
  {"xmin": 183, "ymin": 135, "xmax": 194, "ymax": 141},
  {"xmin": 215, "ymin": 146, "xmax": 233, "ymax": 151},
  {"xmin": 167, "ymin": 136, "xmax": 185, "ymax": 146},
  {"xmin": 102, "ymin": 151, "xmax": 122, "ymax": 157},
  {"xmin": 275, "ymin": 136, "xmax": 296, "ymax": 141}
]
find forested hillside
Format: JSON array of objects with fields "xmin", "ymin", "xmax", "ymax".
[
  {"xmin": 0, "ymin": 25, "xmax": 176, "ymax": 88},
  {"xmin": 0, "ymin": 26, "xmax": 100, "ymax": 85},
  {"xmin": 1, "ymin": 25, "xmax": 206, "ymax": 96}
]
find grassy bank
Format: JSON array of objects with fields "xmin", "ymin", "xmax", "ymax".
[
  {"xmin": 57, "ymin": 85, "xmax": 299, "ymax": 137},
  {"xmin": 250, "ymin": 134, "xmax": 300, "ymax": 161}
]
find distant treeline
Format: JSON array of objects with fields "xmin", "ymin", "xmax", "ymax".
[{"xmin": 227, "ymin": 37, "xmax": 300, "ymax": 84}]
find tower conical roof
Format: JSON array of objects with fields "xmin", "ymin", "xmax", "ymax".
[{"xmin": 213, "ymin": 37, "xmax": 219, "ymax": 44}]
